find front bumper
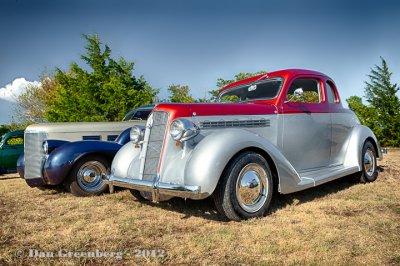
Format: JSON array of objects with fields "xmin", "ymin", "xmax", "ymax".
[{"xmin": 103, "ymin": 175, "xmax": 209, "ymax": 202}]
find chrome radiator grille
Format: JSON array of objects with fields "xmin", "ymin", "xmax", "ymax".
[
  {"xmin": 24, "ymin": 132, "xmax": 47, "ymax": 179},
  {"xmin": 142, "ymin": 111, "xmax": 169, "ymax": 181}
]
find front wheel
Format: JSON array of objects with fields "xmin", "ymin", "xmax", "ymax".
[
  {"xmin": 359, "ymin": 141, "xmax": 378, "ymax": 183},
  {"xmin": 213, "ymin": 151, "xmax": 273, "ymax": 221},
  {"xmin": 66, "ymin": 155, "xmax": 110, "ymax": 197}
]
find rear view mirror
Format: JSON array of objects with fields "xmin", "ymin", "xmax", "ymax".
[{"xmin": 248, "ymin": 84, "xmax": 257, "ymax": 92}]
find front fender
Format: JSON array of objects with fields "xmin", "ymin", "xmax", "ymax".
[
  {"xmin": 44, "ymin": 141, "xmax": 122, "ymax": 185},
  {"xmin": 113, "ymin": 141, "xmax": 142, "ymax": 179},
  {"xmin": 183, "ymin": 128, "xmax": 301, "ymax": 196},
  {"xmin": 115, "ymin": 128, "xmax": 132, "ymax": 145}
]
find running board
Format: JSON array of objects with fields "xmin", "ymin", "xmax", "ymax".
[{"xmin": 297, "ymin": 165, "xmax": 360, "ymax": 188}]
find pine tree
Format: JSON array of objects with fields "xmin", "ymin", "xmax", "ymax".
[
  {"xmin": 348, "ymin": 57, "xmax": 400, "ymax": 147},
  {"xmin": 364, "ymin": 57, "xmax": 400, "ymax": 146}
]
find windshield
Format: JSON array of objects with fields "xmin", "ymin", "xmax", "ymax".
[
  {"xmin": 122, "ymin": 109, "xmax": 152, "ymax": 121},
  {"xmin": 218, "ymin": 77, "xmax": 283, "ymax": 103}
]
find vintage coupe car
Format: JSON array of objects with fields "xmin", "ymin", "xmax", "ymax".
[
  {"xmin": 0, "ymin": 130, "xmax": 24, "ymax": 174},
  {"xmin": 104, "ymin": 69, "xmax": 382, "ymax": 221},
  {"xmin": 19, "ymin": 105, "xmax": 154, "ymax": 196}
]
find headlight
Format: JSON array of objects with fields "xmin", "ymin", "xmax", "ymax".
[
  {"xmin": 43, "ymin": 141, "xmax": 48, "ymax": 155},
  {"xmin": 169, "ymin": 118, "xmax": 200, "ymax": 142},
  {"xmin": 130, "ymin": 126, "xmax": 145, "ymax": 144}
]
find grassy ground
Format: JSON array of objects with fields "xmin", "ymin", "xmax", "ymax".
[{"xmin": 0, "ymin": 151, "xmax": 399, "ymax": 266}]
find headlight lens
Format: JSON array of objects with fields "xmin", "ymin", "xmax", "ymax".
[
  {"xmin": 43, "ymin": 141, "xmax": 48, "ymax": 154},
  {"xmin": 169, "ymin": 118, "xmax": 199, "ymax": 142},
  {"xmin": 130, "ymin": 126, "xmax": 145, "ymax": 144}
]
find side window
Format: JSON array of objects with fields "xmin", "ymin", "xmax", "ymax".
[
  {"xmin": 287, "ymin": 78, "xmax": 320, "ymax": 103},
  {"xmin": 325, "ymin": 81, "xmax": 338, "ymax": 104},
  {"xmin": 6, "ymin": 136, "xmax": 24, "ymax": 145}
]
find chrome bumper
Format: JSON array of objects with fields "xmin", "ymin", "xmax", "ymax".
[{"xmin": 103, "ymin": 175, "xmax": 208, "ymax": 202}]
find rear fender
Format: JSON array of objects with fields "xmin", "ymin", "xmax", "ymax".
[{"xmin": 343, "ymin": 125, "xmax": 382, "ymax": 169}]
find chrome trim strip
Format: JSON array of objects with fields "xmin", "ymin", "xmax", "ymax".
[
  {"xmin": 200, "ymin": 119, "xmax": 270, "ymax": 129},
  {"xmin": 103, "ymin": 175, "xmax": 208, "ymax": 201}
]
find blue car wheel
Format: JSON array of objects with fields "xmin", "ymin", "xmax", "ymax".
[{"xmin": 66, "ymin": 155, "xmax": 110, "ymax": 196}]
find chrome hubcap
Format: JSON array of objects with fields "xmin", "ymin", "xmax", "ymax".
[
  {"xmin": 236, "ymin": 163, "xmax": 268, "ymax": 213},
  {"xmin": 363, "ymin": 148, "xmax": 376, "ymax": 177},
  {"xmin": 77, "ymin": 161, "xmax": 107, "ymax": 192}
]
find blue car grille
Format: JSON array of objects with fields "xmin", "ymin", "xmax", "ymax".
[{"xmin": 24, "ymin": 132, "xmax": 47, "ymax": 179}]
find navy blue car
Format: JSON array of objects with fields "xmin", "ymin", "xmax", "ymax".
[{"xmin": 18, "ymin": 105, "xmax": 153, "ymax": 196}]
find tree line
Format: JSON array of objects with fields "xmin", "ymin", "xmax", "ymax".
[{"xmin": 7, "ymin": 34, "xmax": 400, "ymax": 147}]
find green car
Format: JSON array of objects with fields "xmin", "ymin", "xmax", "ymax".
[{"xmin": 0, "ymin": 130, "xmax": 24, "ymax": 174}]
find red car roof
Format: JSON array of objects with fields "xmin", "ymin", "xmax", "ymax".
[{"xmin": 219, "ymin": 69, "xmax": 330, "ymax": 94}]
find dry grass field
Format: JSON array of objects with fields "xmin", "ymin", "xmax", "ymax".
[{"xmin": 0, "ymin": 151, "xmax": 399, "ymax": 265}]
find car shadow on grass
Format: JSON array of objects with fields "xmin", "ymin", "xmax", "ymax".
[
  {"xmin": 269, "ymin": 175, "xmax": 361, "ymax": 214},
  {"xmin": 0, "ymin": 176, "xmax": 20, "ymax": 180},
  {"xmin": 146, "ymin": 197, "xmax": 225, "ymax": 221},
  {"xmin": 133, "ymin": 174, "xmax": 367, "ymax": 222}
]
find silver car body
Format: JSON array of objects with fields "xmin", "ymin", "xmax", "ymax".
[{"xmin": 106, "ymin": 69, "xmax": 382, "ymax": 201}]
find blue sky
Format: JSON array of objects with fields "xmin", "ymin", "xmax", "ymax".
[{"xmin": 0, "ymin": 0, "xmax": 399, "ymax": 123}]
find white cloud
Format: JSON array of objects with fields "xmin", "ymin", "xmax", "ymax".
[{"xmin": 0, "ymin": 78, "xmax": 41, "ymax": 103}]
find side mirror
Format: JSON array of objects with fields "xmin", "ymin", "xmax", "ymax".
[
  {"xmin": 294, "ymin": 88, "xmax": 304, "ymax": 98},
  {"xmin": 285, "ymin": 88, "xmax": 304, "ymax": 103}
]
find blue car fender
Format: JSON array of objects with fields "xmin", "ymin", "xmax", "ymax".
[
  {"xmin": 44, "ymin": 141, "xmax": 122, "ymax": 185},
  {"xmin": 17, "ymin": 140, "xmax": 70, "ymax": 180}
]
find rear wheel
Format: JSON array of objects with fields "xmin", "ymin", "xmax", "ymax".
[
  {"xmin": 66, "ymin": 155, "xmax": 110, "ymax": 197},
  {"xmin": 359, "ymin": 141, "xmax": 378, "ymax": 183},
  {"xmin": 213, "ymin": 151, "xmax": 273, "ymax": 221}
]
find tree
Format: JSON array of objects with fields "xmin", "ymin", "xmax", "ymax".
[
  {"xmin": 46, "ymin": 34, "xmax": 157, "ymax": 122},
  {"xmin": 209, "ymin": 71, "xmax": 268, "ymax": 102},
  {"xmin": 0, "ymin": 122, "xmax": 32, "ymax": 137},
  {"xmin": 0, "ymin": 125, "xmax": 11, "ymax": 136},
  {"xmin": 168, "ymin": 84, "xmax": 195, "ymax": 103},
  {"xmin": 16, "ymin": 76, "xmax": 56, "ymax": 122},
  {"xmin": 346, "ymin": 96, "xmax": 381, "ymax": 137},
  {"xmin": 347, "ymin": 57, "xmax": 400, "ymax": 146}
]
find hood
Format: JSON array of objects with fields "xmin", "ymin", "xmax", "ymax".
[
  {"xmin": 153, "ymin": 102, "xmax": 277, "ymax": 121},
  {"xmin": 25, "ymin": 121, "xmax": 146, "ymax": 134}
]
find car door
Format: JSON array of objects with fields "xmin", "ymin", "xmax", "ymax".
[
  {"xmin": 1, "ymin": 135, "xmax": 24, "ymax": 170},
  {"xmin": 280, "ymin": 77, "xmax": 331, "ymax": 171},
  {"xmin": 325, "ymin": 80, "xmax": 354, "ymax": 165}
]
